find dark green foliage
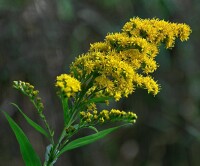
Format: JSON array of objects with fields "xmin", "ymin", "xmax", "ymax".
[{"xmin": 3, "ymin": 112, "xmax": 42, "ymax": 166}]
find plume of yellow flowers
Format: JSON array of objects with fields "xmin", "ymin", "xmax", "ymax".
[
  {"xmin": 14, "ymin": 17, "xmax": 191, "ymax": 127},
  {"xmin": 70, "ymin": 17, "xmax": 191, "ymax": 103}
]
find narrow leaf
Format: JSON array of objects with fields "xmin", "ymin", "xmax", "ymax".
[
  {"xmin": 3, "ymin": 112, "xmax": 42, "ymax": 166},
  {"xmin": 58, "ymin": 125, "xmax": 126, "ymax": 156},
  {"xmin": 11, "ymin": 103, "xmax": 49, "ymax": 139},
  {"xmin": 87, "ymin": 126, "xmax": 98, "ymax": 133}
]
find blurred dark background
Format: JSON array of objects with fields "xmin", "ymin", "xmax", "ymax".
[{"xmin": 0, "ymin": 0, "xmax": 199, "ymax": 165}]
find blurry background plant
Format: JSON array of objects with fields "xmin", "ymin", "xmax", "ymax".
[{"xmin": 0, "ymin": 0, "xmax": 199, "ymax": 166}]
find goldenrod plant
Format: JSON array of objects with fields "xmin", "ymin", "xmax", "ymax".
[{"xmin": 2, "ymin": 17, "xmax": 191, "ymax": 166}]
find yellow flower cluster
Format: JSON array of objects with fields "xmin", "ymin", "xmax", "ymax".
[
  {"xmin": 80, "ymin": 108, "xmax": 137, "ymax": 125},
  {"xmin": 71, "ymin": 51, "xmax": 138, "ymax": 100},
  {"xmin": 13, "ymin": 81, "xmax": 44, "ymax": 113},
  {"xmin": 122, "ymin": 17, "xmax": 191, "ymax": 48},
  {"xmin": 71, "ymin": 17, "xmax": 191, "ymax": 101},
  {"xmin": 55, "ymin": 74, "xmax": 81, "ymax": 98}
]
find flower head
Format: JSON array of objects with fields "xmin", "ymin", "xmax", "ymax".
[
  {"xmin": 55, "ymin": 74, "xmax": 81, "ymax": 98},
  {"xmin": 122, "ymin": 17, "xmax": 191, "ymax": 48},
  {"xmin": 13, "ymin": 81, "xmax": 44, "ymax": 113},
  {"xmin": 80, "ymin": 108, "xmax": 137, "ymax": 125}
]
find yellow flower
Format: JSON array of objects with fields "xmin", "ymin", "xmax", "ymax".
[
  {"xmin": 55, "ymin": 74, "xmax": 81, "ymax": 97},
  {"xmin": 122, "ymin": 17, "xmax": 191, "ymax": 48}
]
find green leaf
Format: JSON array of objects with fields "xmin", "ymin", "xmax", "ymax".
[
  {"xmin": 58, "ymin": 125, "xmax": 126, "ymax": 157},
  {"xmin": 88, "ymin": 126, "xmax": 98, "ymax": 133},
  {"xmin": 3, "ymin": 112, "xmax": 42, "ymax": 166},
  {"xmin": 11, "ymin": 103, "xmax": 49, "ymax": 139}
]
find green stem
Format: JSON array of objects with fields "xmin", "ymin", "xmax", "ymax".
[
  {"xmin": 61, "ymin": 96, "xmax": 70, "ymax": 126},
  {"xmin": 43, "ymin": 128, "xmax": 67, "ymax": 166},
  {"xmin": 31, "ymin": 100, "xmax": 54, "ymax": 144}
]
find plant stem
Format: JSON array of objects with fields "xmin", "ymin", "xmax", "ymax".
[
  {"xmin": 61, "ymin": 96, "xmax": 69, "ymax": 125},
  {"xmin": 43, "ymin": 128, "xmax": 67, "ymax": 166},
  {"xmin": 31, "ymin": 99, "xmax": 54, "ymax": 144}
]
